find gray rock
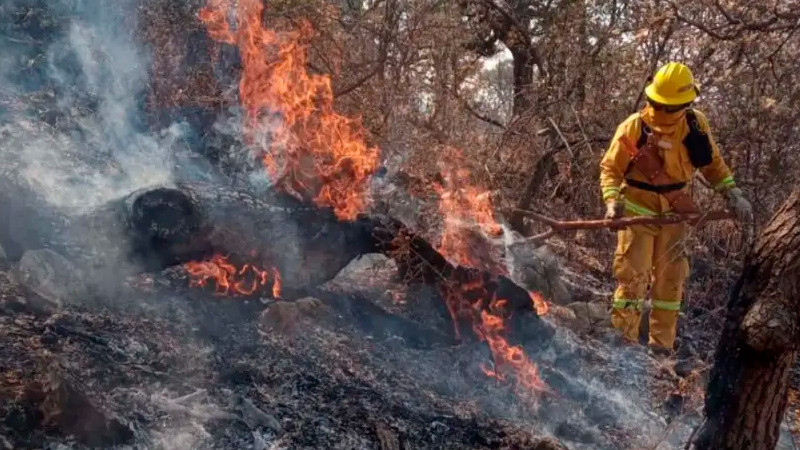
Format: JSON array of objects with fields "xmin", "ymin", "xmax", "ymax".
[
  {"xmin": 13, "ymin": 249, "xmax": 86, "ymax": 307},
  {"xmin": 505, "ymin": 238, "xmax": 571, "ymax": 305},
  {"xmin": 259, "ymin": 297, "xmax": 330, "ymax": 335},
  {"xmin": 565, "ymin": 301, "xmax": 610, "ymax": 332},
  {"xmin": 323, "ymin": 253, "xmax": 398, "ymax": 293},
  {"xmin": 0, "ymin": 244, "xmax": 6, "ymax": 267},
  {"xmin": 235, "ymin": 396, "xmax": 282, "ymax": 432},
  {"xmin": 45, "ymin": 370, "xmax": 134, "ymax": 446},
  {"xmin": 673, "ymin": 359, "xmax": 696, "ymax": 378}
]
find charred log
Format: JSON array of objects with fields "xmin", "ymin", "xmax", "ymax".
[
  {"xmin": 693, "ymin": 191, "xmax": 800, "ymax": 450},
  {"xmin": 0, "ymin": 179, "xmax": 548, "ymax": 343},
  {"xmin": 123, "ymin": 183, "xmax": 550, "ymax": 343},
  {"xmin": 121, "ymin": 183, "xmax": 540, "ymax": 315}
]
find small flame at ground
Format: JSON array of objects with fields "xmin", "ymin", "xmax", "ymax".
[
  {"xmin": 199, "ymin": 0, "xmax": 379, "ymax": 220},
  {"xmin": 476, "ymin": 303, "xmax": 549, "ymax": 394},
  {"xmin": 185, "ymin": 254, "xmax": 282, "ymax": 298},
  {"xmin": 529, "ymin": 291, "xmax": 549, "ymax": 316}
]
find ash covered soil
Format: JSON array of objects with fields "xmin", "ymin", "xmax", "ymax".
[{"xmin": 0, "ymin": 246, "xmax": 701, "ymax": 450}]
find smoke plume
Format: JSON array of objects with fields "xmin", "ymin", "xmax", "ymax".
[{"xmin": 0, "ymin": 0, "xmax": 178, "ymax": 213}]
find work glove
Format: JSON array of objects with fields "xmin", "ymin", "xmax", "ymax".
[
  {"xmin": 604, "ymin": 198, "xmax": 625, "ymax": 220},
  {"xmin": 724, "ymin": 187, "xmax": 753, "ymax": 223}
]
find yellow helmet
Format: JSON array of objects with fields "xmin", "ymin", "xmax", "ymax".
[{"xmin": 645, "ymin": 62, "xmax": 699, "ymax": 105}]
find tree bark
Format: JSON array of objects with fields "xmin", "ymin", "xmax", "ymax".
[{"xmin": 693, "ymin": 190, "xmax": 800, "ymax": 450}]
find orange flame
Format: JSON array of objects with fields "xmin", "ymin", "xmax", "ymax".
[
  {"xmin": 435, "ymin": 151, "xmax": 504, "ymax": 275},
  {"xmin": 271, "ymin": 268, "xmax": 282, "ymax": 299},
  {"xmin": 199, "ymin": 1, "xmax": 545, "ymax": 398},
  {"xmin": 199, "ymin": 0, "xmax": 379, "ymax": 220},
  {"xmin": 529, "ymin": 291, "xmax": 549, "ymax": 316},
  {"xmin": 434, "ymin": 151, "xmax": 547, "ymax": 395},
  {"xmin": 185, "ymin": 254, "xmax": 282, "ymax": 298},
  {"xmin": 476, "ymin": 305, "xmax": 549, "ymax": 394}
]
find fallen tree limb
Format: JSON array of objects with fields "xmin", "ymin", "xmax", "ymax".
[{"xmin": 512, "ymin": 208, "xmax": 735, "ymax": 232}]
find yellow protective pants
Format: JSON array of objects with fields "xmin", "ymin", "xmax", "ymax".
[{"xmin": 611, "ymin": 222, "xmax": 689, "ymax": 349}]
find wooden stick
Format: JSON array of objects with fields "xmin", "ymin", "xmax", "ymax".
[{"xmin": 512, "ymin": 208, "xmax": 735, "ymax": 231}]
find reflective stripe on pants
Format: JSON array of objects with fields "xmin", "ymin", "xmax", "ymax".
[
  {"xmin": 612, "ymin": 298, "xmax": 643, "ymax": 311},
  {"xmin": 611, "ymin": 222, "xmax": 688, "ymax": 349},
  {"xmin": 651, "ymin": 300, "xmax": 681, "ymax": 311}
]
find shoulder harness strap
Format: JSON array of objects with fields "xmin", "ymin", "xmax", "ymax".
[
  {"xmin": 625, "ymin": 116, "xmax": 650, "ymax": 175},
  {"xmin": 636, "ymin": 118, "xmax": 651, "ymax": 149}
]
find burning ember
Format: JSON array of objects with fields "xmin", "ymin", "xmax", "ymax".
[
  {"xmin": 185, "ymin": 254, "xmax": 282, "ymax": 298},
  {"xmin": 199, "ymin": 0, "xmax": 380, "ymax": 221},
  {"xmin": 530, "ymin": 291, "xmax": 549, "ymax": 316}
]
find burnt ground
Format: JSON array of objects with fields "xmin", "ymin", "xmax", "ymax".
[
  {"xmin": 0, "ymin": 269, "xmax": 555, "ymax": 450},
  {"xmin": 0, "ymin": 246, "xmax": 710, "ymax": 450}
]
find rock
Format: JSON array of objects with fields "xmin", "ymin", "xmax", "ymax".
[
  {"xmin": 235, "ymin": 396, "xmax": 281, "ymax": 432},
  {"xmin": 554, "ymin": 421, "xmax": 596, "ymax": 444},
  {"xmin": 322, "ymin": 253, "xmax": 398, "ymax": 294},
  {"xmin": 0, "ymin": 244, "xmax": 7, "ymax": 268},
  {"xmin": 673, "ymin": 359, "xmax": 696, "ymax": 378},
  {"xmin": 295, "ymin": 297, "xmax": 327, "ymax": 317},
  {"xmin": 13, "ymin": 250, "xmax": 86, "ymax": 307},
  {"xmin": 0, "ymin": 271, "xmax": 29, "ymax": 309},
  {"xmin": 505, "ymin": 241, "xmax": 571, "ymax": 305},
  {"xmin": 259, "ymin": 297, "xmax": 329, "ymax": 335},
  {"xmin": 565, "ymin": 301, "xmax": 610, "ymax": 332}
]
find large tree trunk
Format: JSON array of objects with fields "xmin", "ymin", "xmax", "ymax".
[{"xmin": 693, "ymin": 191, "xmax": 800, "ymax": 450}]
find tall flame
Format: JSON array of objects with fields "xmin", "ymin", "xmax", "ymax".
[
  {"xmin": 435, "ymin": 150, "xmax": 504, "ymax": 275},
  {"xmin": 435, "ymin": 154, "xmax": 549, "ymax": 395},
  {"xmin": 199, "ymin": 0, "xmax": 379, "ymax": 220},
  {"xmin": 185, "ymin": 254, "xmax": 282, "ymax": 298},
  {"xmin": 198, "ymin": 0, "xmax": 546, "ymax": 397}
]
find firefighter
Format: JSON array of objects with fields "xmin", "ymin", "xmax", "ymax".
[{"xmin": 599, "ymin": 62, "xmax": 752, "ymax": 351}]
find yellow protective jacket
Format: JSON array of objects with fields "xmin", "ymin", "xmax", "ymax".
[{"xmin": 599, "ymin": 106, "xmax": 735, "ymax": 216}]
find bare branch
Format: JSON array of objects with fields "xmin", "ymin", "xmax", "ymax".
[
  {"xmin": 511, "ymin": 209, "xmax": 735, "ymax": 231},
  {"xmin": 459, "ymin": 97, "xmax": 507, "ymax": 128},
  {"xmin": 334, "ymin": 61, "xmax": 385, "ymax": 97}
]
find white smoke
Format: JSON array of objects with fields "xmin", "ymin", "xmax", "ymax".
[{"xmin": 0, "ymin": 0, "xmax": 178, "ymax": 213}]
